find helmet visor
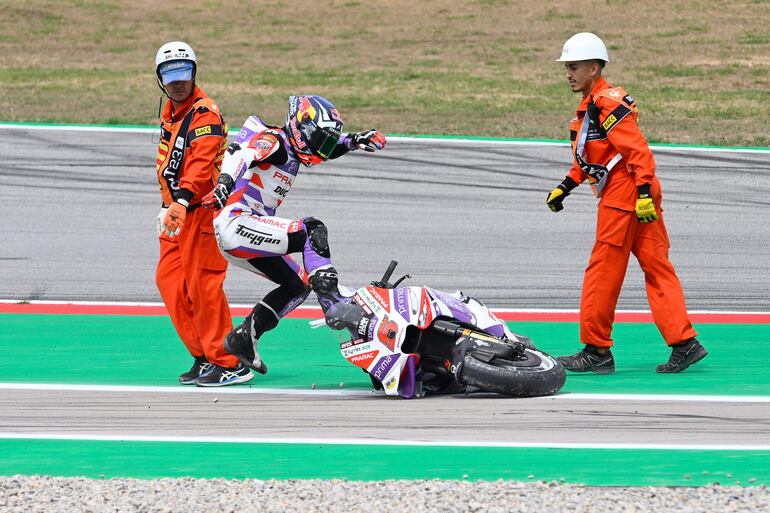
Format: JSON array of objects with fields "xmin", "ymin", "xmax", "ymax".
[
  {"xmin": 302, "ymin": 121, "xmax": 339, "ymax": 160},
  {"xmin": 158, "ymin": 60, "xmax": 194, "ymax": 85}
]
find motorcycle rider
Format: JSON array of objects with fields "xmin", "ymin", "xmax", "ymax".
[{"xmin": 201, "ymin": 95, "xmax": 386, "ymax": 374}]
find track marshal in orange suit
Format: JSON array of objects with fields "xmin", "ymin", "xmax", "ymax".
[
  {"xmin": 154, "ymin": 41, "xmax": 252, "ymax": 387},
  {"xmin": 545, "ymin": 33, "xmax": 707, "ymax": 374}
]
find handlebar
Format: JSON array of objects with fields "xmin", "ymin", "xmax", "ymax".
[{"xmin": 380, "ymin": 260, "xmax": 398, "ymax": 285}]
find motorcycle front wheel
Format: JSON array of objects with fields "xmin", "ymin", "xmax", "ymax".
[{"xmin": 459, "ymin": 348, "xmax": 566, "ymax": 397}]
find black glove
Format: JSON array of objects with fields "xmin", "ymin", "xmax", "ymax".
[
  {"xmin": 351, "ymin": 129, "xmax": 387, "ymax": 152},
  {"xmin": 202, "ymin": 174, "xmax": 234, "ymax": 210},
  {"xmin": 546, "ymin": 177, "xmax": 577, "ymax": 212}
]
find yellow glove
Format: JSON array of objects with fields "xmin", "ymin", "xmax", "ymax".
[
  {"xmin": 545, "ymin": 178, "xmax": 576, "ymax": 212},
  {"xmin": 635, "ymin": 184, "xmax": 659, "ymax": 224},
  {"xmin": 161, "ymin": 201, "xmax": 187, "ymax": 237},
  {"xmin": 546, "ymin": 187, "xmax": 566, "ymax": 212}
]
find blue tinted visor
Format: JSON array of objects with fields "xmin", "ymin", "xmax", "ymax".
[{"xmin": 159, "ymin": 60, "xmax": 194, "ymax": 85}]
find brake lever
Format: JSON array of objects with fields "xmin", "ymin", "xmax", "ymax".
[{"xmin": 391, "ymin": 274, "xmax": 411, "ymax": 288}]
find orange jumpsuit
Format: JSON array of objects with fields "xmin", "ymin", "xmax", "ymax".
[
  {"xmin": 565, "ymin": 77, "xmax": 697, "ymax": 348},
  {"xmin": 155, "ymin": 86, "xmax": 237, "ymax": 367}
]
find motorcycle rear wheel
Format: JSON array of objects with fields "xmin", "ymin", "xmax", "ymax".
[{"xmin": 459, "ymin": 348, "xmax": 566, "ymax": 397}]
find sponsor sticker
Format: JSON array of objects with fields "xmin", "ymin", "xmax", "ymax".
[
  {"xmin": 342, "ymin": 343, "xmax": 373, "ymax": 358},
  {"xmin": 602, "ymin": 114, "xmax": 617, "ymax": 131},
  {"xmin": 235, "ymin": 224, "xmax": 281, "ymax": 245},
  {"xmin": 347, "ymin": 350, "xmax": 379, "ymax": 369},
  {"xmin": 372, "ymin": 354, "xmax": 396, "ymax": 380},
  {"xmin": 194, "ymin": 126, "xmax": 212, "ymax": 137},
  {"xmin": 366, "ymin": 286, "xmax": 391, "ymax": 310},
  {"xmin": 394, "ymin": 287, "xmax": 410, "ymax": 321}
]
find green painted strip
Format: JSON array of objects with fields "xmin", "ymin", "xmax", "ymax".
[
  {"xmin": 1, "ymin": 121, "xmax": 769, "ymax": 151},
  {"xmin": 0, "ymin": 439, "xmax": 766, "ymax": 485},
  {"xmin": 1, "ymin": 314, "xmax": 769, "ymax": 396},
  {"xmin": 0, "ymin": 120, "xmax": 156, "ymax": 130}
]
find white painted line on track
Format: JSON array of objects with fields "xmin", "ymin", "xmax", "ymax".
[
  {"xmin": 1, "ymin": 123, "xmax": 768, "ymax": 153},
  {"xmin": 0, "ymin": 383, "xmax": 371, "ymax": 396},
  {"xmin": 0, "ymin": 432, "xmax": 768, "ymax": 451},
  {"xmin": 2, "ymin": 383, "xmax": 769, "ymax": 403}
]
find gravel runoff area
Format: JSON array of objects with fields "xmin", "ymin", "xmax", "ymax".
[{"xmin": 1, "ymin": 477, "xmax": 768, "ymax": 513}]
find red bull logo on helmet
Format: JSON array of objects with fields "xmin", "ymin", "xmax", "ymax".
[{"xmin": 297, "ymin": 96, "xmax": 316, "ymax": 122}]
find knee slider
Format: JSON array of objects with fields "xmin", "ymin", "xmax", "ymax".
[{"xmin": 303, "ymin": 217, "xmax": 330, "ymax": 258}]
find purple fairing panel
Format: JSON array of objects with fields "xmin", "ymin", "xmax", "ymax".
[
  {"xmin": 428, "ymin": 289, "xmax": 476, "ymax": 326},
  {"xmin": 371, "ymin": 354, "xmax": 399, "ymax": 382},
  {"xmin": 392, "ymin": 287, "xmax": 410, "ymax": 322},
  {"xmin": 484, "ymin": 323, "xmax": 506, "ymax": 338},
  {"xmin": 397, "ymin": 354, "xmax": 419, "ymax": 399}
]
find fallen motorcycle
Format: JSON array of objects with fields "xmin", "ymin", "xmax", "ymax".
[{"xmin": 317, "ymin": 261, "xmax": 566, "ymax": 398}]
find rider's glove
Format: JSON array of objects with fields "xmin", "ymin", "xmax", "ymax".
[
  {"xmin": 161, "ymin": 201, "xmax": 187, "ymax": 238},
  {"xmin": 546, "ymin": 177, "xmax": 577, "ymax": 212},
  {"xmin": 202, "ymin": 174, "xmax": 235, "ymax": 210},
  {"xmin": 634, "ymin": 183, "xmax": 659, "ymax": 224},
  {"xmin": 351, "ymin": 129, "xmax": 387, "ymax": 152}
]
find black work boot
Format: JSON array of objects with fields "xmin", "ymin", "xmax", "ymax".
[
  {"xmin": 557, "ymin": 345, "xmax": 615, "ymax": 374},
  {"xmin": 178, "ymin": 356, "xmax": 212, "ymax": 385},
  {"xmin": 224, "ymin": 323, "xmax": 267, "ymax": 375},
  {"xmin": 656, "ymin": 338, "xmax": 708, "ymax": 373}
]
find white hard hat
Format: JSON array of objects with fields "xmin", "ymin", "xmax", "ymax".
[
  {"xmin": 155, "ymin": 41, "xmax": 197, "ymax": 70},
  {"xmin": 155, "ymin": 41, "xmax": 197, "ymax": 85},
  {"xmin": 556, "ymin": 32, "xmax": 609, "ymax": 63}
]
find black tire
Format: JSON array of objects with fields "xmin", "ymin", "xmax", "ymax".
[{"xmin": 458, "ymin": 348, "xmax": 566, "ymax": 397}]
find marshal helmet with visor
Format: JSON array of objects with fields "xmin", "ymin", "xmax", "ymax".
[
  {"xmin": 155, "ymin": 41, "xmax": 197, "ymax": 93},
  {"xmin": 285, "ymin": 95, "xmax": 343, "ymax": 166}
]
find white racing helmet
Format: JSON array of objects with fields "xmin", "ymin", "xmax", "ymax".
[
  {"xmin": 155, "ymin": 41, "xmax": 197, "ymax": 86},
  {"xmin": 556, "ymin": 32, "xmax": 609, "ymax": 63}
]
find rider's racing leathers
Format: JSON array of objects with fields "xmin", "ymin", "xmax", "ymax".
[{"xmin": 213, "ymin": 115, "xmax": 359, "ymax": 339}]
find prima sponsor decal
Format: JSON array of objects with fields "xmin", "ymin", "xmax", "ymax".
[
  {"xmin": 235, "ymin": 224, "xmax": 280, "ymax": 246},
  {"xmin": 367, "ymin": 316, "xmax": 378, "ymax": 341},
  {"xmin": 373, "ymin": 354, "xmax": 395, "ymax": 381},
  {"xmin": 394, "ymin": 287, "xmax": 410, "ymax": 321}
]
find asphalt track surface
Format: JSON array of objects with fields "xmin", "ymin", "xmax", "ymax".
[
  {"xmin": 1, "ymin": 126, "xmax": 769, "ymax": 310},
  {"xmin": 1, "ymin": 126, "xmax": 769, "ymax": 464}
]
